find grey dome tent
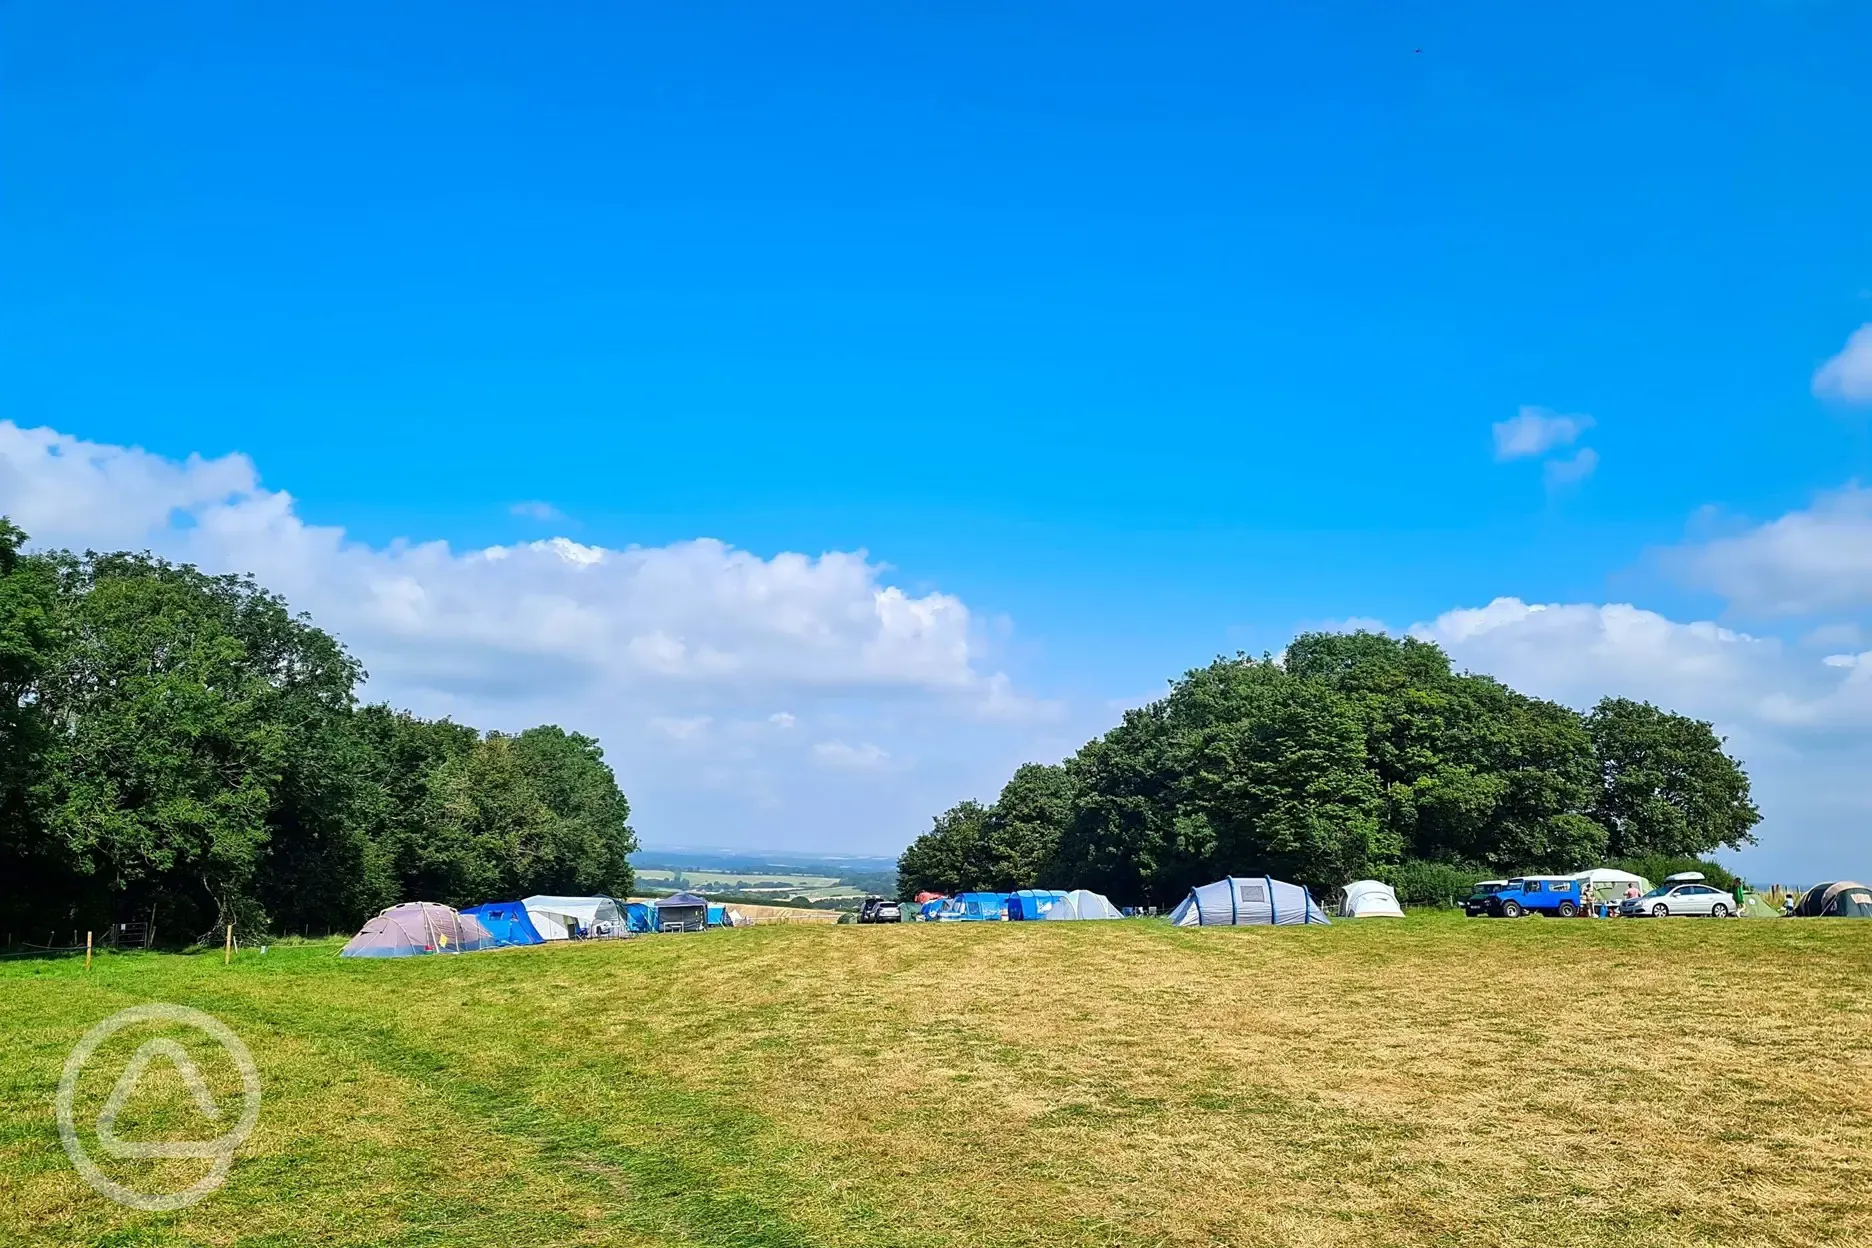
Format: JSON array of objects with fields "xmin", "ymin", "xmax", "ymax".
[
  {"xmin": 1793, "ymin": 881, "xmax": 1872, "ymax": 918},
  {"xmin": 1168, "ymin": 876, "xmax": 1329, "ymax": 927}
]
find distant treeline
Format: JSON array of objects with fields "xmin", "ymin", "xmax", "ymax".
[
  {"xmin": 898, "ymin": 632, "xmax": 1760, "ymax": 906},
  {"xmin": 0, "ymin": 520, "xmax": 636, "ymax": 943}
]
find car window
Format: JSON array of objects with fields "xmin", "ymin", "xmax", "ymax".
[{"xmin": 1525, "ymin": 881, "xmax": 1543, "ymax": 893}]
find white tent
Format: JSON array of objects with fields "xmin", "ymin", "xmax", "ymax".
[
  {"xmin": 1168, "ymin": 876, "xmax": 1330, "ymax": 927},
  {"xmin": 1339, "ymin": 879, "xmax": 1404, "ymax": 918},
  {"xmin": 521, "ymin": 895, "xmax": 624, "ymax": 941},
  {"xmin": 1570, "ymin": 868, "xmax": 1650, "ymax": 901},
  {"xmin": 1042, "ymin": 889, "xmax": 1125, "ymax": 920}
]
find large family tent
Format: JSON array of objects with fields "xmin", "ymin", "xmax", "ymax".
[
  {"xmin": 1571, "ymin": 868, "xmax": 1651, "ymax": 903},
  {"xmin": 1009, "ymin": 889, "xmax": 1070, "ymax": 920},
  {"xmin": 1339, "ymin": 880, "xmax": 1404, "ymax": 918},
  {"xmin": 654, "ymin": 892, "xmax": 709, "ymax": 932},
  {"xmin": 461, "ymin": 902, "xmax": 545, "ymax": 947},
  {"xmin": 341, "ymin": 902, "xmax": 495, "ymax": 958},
  {"xmin": 1793, "ymin": 882, "xmax": 1872, "ymax": 918},
  {"xmin": 522, "ymin": 895, "xmax": 625, "ymax": 940},
  {"xmin": 622, "ymin": 902, "xmax": 657, "ymax": 933},
  {"xmin": 1043, "ymin": 889, "xmax": 1124, "ymax": 920},
  {"xmin": 935, "ymin": 892, "xmax": 1010, "ymax": 921},
  {"xmin": 1168, "ymin": 876, "xmax": 1330, "ymax": 927}
]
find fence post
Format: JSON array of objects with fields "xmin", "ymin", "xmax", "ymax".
[
  {"xmin": 224, "ymin": 924, "xmax": 233, "ymax": 966},
  {"xmin": 86, "ymin": 931, "xmax": 93, "ymax": 970}
]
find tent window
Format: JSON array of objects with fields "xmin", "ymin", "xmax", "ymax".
[{"xmin": 1238, "ymin": 884, "xmax": 1265, "ymax": 903}]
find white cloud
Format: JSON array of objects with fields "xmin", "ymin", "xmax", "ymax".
[
  {"xmin": 0, "ymin": 421, "xmax": 1060, "ymax": 854},
  {"xmin": 811, "ymin": 740, "xmax": 890, "ymax": 770},
  {"xmin": 1673, "ymin": 485, "xmax": 1872, "ymax": 615},
  {"xmin": 650, "ymin": 715, "xmax": 712, "ymax": 741},
  {"xmin": 1543, "ymin": 447, "xmax": 1598, "ymax": 488},
  {"xmin": 1409, "ymin": 597, "xmax": 1872, "ymax": 881},
  {"xmin": 1492, "ymin": 406, "xmax": 1594, "ymax": 461},
  {"xmin": 0, "ymin": 421, "xmax": 1015, "ymax": 704},
  {"xmin": 510, "ymin": 500, "xmax": 566, "ymax": 522},
  {"xmin": 1813, "ymin": 324, "xmax": 1872, "ymax": 404}
]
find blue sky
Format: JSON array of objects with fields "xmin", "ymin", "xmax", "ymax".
[{"xmin": 6, "ymin": 1, "xmax": 1872, "ymax": 879}]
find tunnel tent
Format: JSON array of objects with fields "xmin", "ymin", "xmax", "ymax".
[
  {"xmin": 936, "ymin": 892, "xmax": 1011, "ymax": 921},
  {"xmin": 1009, "ymin": 889, "xmax": 1070, "ymax": 920},
  {"xmin": 655, "ymin": 892, "xmax": 709, "ymax": 932},
  {"xmin": 1339, "ymin": 880, "xmax": 1404, "ymax": 918},
  {"xmin": 1793, "ymin": 881, "xmax": 1872, "ymax": 917},
  {"xmin": 460, "ymin": 901, "xmax": 545, "ymax": 947},
  {"xmin": 521, "ymin": 895, "xmax": 625, "ymax": 940},
  {"xmin": 341, "ymin": 902, "xmax": 495, "ymax": 958},
  {"xmin": 1168, "ymin": 876, "xmax": 1330, "ymax": 927},
  {"xmin": 622, "ymin": 901, "xmax": 657, "ymax": 933},
  {"xmin": 1042, "ymin": 889, "xmax": 1124, "ymax": 920}
]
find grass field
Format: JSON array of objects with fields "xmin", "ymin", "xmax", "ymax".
[
  {"xmin": 4, "ymin": 912, "xmax": 1870, "ymax": 1247},
  {"xmin": 633, "ymin": 871, "xmax": 842, "ymax": 890}
]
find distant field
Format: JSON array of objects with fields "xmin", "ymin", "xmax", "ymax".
[
  {"xmin": 5, "ymin": 914, "xmax": 1870, "ymax": 1247},
  {"xmin": 633, "ymin": 869, "xmax": 840, "ymax": 890}
]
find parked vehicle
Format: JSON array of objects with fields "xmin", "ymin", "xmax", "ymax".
[
  {"xmin": 1482, "ymin": 876, "xmax": 1590, "ymax": 918},
  {"xmin": 1463, "ymin": 880, "xmax": 1509, "ymax": 917},
  {"xmin": 856, "ymin": 897, "xmax": 903, "ymax": 924},
  {"xmin": 1618, "ymin": 872, "xmax": 1733, "ymax": 918}
]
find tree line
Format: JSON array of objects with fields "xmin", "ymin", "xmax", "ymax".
[
  {"xmin": 0, "ymin": 520, "xmax": 636, "ymax": 944},
  {"xmin": 897, "ymin": 631, "xmax": 1760, "ymax": 905}
]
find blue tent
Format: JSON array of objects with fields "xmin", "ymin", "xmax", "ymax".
[
  {"xmin": 706, "ymin": 903, "xmax": 729, "ymax": 927},
  {"xmin": 936, "ymin": 892, "xmax": 1010, "ymax": 921},
  {"xmin": 1008, "ymin": 889, "xmax": 1070, "ymax": 920},
  {"xmin": 462, "ymin": 902, "xmax": 545, "ymax": 947},
  {"xmin": 623, "ymin": 902, "xmax": 656, "ymax": 933}
]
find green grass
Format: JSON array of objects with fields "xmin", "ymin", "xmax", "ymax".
[{"xmin": 4, "ymin": 913, "xmax": 1871, "ymax": 1247}]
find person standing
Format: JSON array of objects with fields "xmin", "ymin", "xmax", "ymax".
[{"xmin": 1732, "ymin": 878, "xmax": 1747, "ymax": 917}]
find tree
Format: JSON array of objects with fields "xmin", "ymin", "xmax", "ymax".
[
  {"xmin": 896, "ymin": 800, "xmax": 991, "ymax": 896},
  {"xmin": 913, "ymin": 631, "xmax": 1758, "ymax": 908},
  {"xmin": 1588, "ymin": 698, "xmax": 1760, "ymax": 858}
]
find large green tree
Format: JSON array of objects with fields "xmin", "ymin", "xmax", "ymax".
[
  {"xmin": 0, "ymin": 524, "xmax": 640, "ymax": 941},
  {"xmin": 902, "ymin": 631, "xmax": 1762, "ymax": 905},
  {"xmin": 1588, "ymin": 697, "xmax": 1759, "ymax": 858}
]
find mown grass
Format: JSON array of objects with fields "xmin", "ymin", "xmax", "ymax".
[{"xmin": 3, "ymin": 912, "xmax": 1869, "ymax": 1247}]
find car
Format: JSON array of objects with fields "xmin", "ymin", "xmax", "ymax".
[
  {"xmin": 1619, "ymin": 873, "xmax": 1734, "ymax": 918},
  {"xmin": 1463, "ymin": 880, "xmax": 1509, "ymax": 917},
  {"xmin": 1482, "ymin": 875, "xmax": 1590, "ymax": 918},
  {"xmin": 856, "ymin": 897, "xmax": 902, "ymax": 924}
]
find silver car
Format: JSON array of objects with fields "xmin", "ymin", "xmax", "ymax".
[{"xmin": 1619, "ymin": 882, "xmax": 1734, "ymax": 918}]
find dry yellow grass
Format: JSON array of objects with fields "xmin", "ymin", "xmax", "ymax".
[{"xmin": 4, "ymin": 913, "xmax": 1868, "ymax": 1247}]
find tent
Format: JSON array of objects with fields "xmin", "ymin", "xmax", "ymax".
[
  {"xmin": 934, "ymin": 892, "xmax": 1010, "ymax": 921},
  {"xmin": 1339, "ymin": 880, "xmax": 1404, "ymax": 918},
  {"xmin": 1570, "ymin": 868, "xmax": 1651, "ymax": 903},
  {"xmin": 1739, "ymin": 892, "xmax": 1780, "ymax": 918},
  {"xmin": 622, "ymin": 902, "xmax": 657, "ymax": 934},
  {"xmin": 913, "ymin": 891, "xmax": 947, "ymax": 905},
  {"xmin": 341, "ymin": 902, "xmax": 495, "ymax": 958},
  {"xmin": 1793, "ymin": 881, "xmax": 1872, "ymax": 918},
  {"xmin": 918, "ymin": 897, "xmax": 949, "ymax": 922},
  {"xmin": 522, "ymin": 895, "xmax": 625, "ymax": 941},
  {"xmin": 655, "ymin": 892, "xmax": 709, "ymax": 932},
  {"xmin": 706, "ymin": 903, "xmax": 747, "ymax": 928},
  {"xmin": 723, "ymin": 907, "xmax": 754, "ymax": 928},
  {"xmin": 1168, "ymin": 876, "xmax": 1330, "ymax": 927},
  {"xmin": 461, "ymin": 901, "xmax": 545, "ymax": 947},
  {"xmin": 1008, "ymin": 889, "xmax": 1070, "ymax": 920},
  {"xmin": 1042, "ymin": 889, "xmax": 1124, "ymax": 920}
]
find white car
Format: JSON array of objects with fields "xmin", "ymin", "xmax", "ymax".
[{"xmin": 1619, "ymin": 881, "xmax": 1734, "ymax": 918}]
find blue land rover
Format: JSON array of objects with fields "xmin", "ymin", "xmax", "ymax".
[{"xmin": 1482, "ymin": 876, "xmax": 1589, "ymax": 918}]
